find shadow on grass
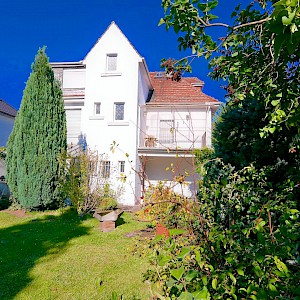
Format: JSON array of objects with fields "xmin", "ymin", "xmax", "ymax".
[
  {"xmin": 0, "ymin": 209, "xmax": 90, "ymax": 300},
  {"xmin": 115, "ymin": 214, "xmax": 126, "ymax": 227}
]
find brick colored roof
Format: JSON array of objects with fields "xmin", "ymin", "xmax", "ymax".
[
  {"xmin": 0, "ymin": 99, "xmax": 17, "ymax": 117},
  {"xmin": 148, "ymin": 72, "xmax": 219, "ymax": 104}
]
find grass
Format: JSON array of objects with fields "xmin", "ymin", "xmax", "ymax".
[{"xmin": 0, "ymin": 208, "xmax": 151, "ymax": 300}]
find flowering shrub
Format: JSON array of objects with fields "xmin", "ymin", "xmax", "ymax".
[
  {"xmin": 141, "ymin": 182, "xmax": 196, "ymax": 232},
  {"xmin": 58, "ymin": 149, "xmax": 119, "ymax": 214}
]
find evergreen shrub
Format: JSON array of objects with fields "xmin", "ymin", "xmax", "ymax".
[{"xmin": 6, "ymin": 48, "xmax": 66, "ymax": 209}]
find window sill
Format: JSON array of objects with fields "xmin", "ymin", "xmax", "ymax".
[
  {"xmin": 101, "ymin": 72, "xmax": 122, "ymax": 77},
  {"xmin": 108, "ymin": 121, "xmax": 129, "ymax": 126},
  {"xmin": 89, "ymin": 116, "xmax": 104, "ymax": 120}
]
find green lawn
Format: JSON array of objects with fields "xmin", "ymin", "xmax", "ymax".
[{"xmin": 0, "ymin": 209, "xmax": 151, "ymax": 300}]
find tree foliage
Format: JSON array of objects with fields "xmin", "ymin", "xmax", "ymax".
[
  {"xmin": 6, "ymin": 48, "xmax": 67, "ymax": 209},
  {"xmin": 213, "ymin": 98, "xmax": 300, "ymax": 187},
  {"xmin": 160, "ymin": 0, "xmax": 299, "ymax": 138},
  {"xmin": 142, "ymin": 1, "xmax": 300, "ymax": 298}
]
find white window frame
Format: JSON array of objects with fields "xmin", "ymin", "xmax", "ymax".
[{"xmin": 106, "ymin": 53, "xmax": 118, "ymax": 72}]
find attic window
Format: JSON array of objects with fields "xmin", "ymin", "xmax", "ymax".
[{"xmin": 106, "ymin": 54, "xmax": 117, "ymax": 71}]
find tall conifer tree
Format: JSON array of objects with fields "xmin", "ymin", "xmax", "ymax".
[{"xmin": 6, "ymin": 48, "xmax": 67, "ymax": 209}]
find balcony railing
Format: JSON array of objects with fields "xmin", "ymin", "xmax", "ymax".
[
  {"xmin": 139, "ymin": 112, "xmax": 210, "ymax": 151},
  {"xmin": 140, "ymin": 129, "xmax": 206, "ymax": 150},
  {"xmin": 62, "ymin": 88, "xmax": 85, "ymax": 98}
]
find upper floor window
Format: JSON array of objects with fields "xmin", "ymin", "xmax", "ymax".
[
  {"xmin": 94, "ymin": 102, "xmax": 101, "ymax": 115},
  {"xmin": 114, "ymin": 103, "xmax": 124, "ymax": 121},
  {"xmin": 106, "ymin": 54, "xmax": 117, "ymax": 72}
]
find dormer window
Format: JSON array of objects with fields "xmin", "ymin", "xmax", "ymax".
[{"xmin": 106, "ymin": 54, "xmax": 117, "ymax": 72}]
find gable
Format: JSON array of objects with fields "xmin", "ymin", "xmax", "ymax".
[{"xmin": 83, "ymin": 22, "xmax": 142, "ymax": 63}]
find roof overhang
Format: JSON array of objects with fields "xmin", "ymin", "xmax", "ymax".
[
  {"xmin": 141, "ymin": 102, "xmax": 221, "ymax": 108},
  {"xmin": 139, "ymin": 59, "xmax": 153, "ymax": 91},
  {"xmin": 50, "ymin": 61, "xmax": 86, "ymax": 69},
  {"xmin": 0, "ymin": 111, "xmax": 16, "ymax": 118}
]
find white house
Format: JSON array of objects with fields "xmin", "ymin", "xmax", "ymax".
[
  {"xmin": 0, "ymin": 99, "xmax": 17, "ymax": 178},
  {"xmin": 51, "ymin": 22, "xmax": 220, "ymax": 206},
  {"xmin": 0, "ymin": 99, "xmax": 17, "ymax": 147}
]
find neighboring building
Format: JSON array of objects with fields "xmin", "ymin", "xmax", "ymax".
[
  {"xmin": 0, "ymin": 99, "xmax": 17, "ymax": 178},
  {"xmin": 0, "ymin": 99, "xmax": 17, "ymax": 147},
  {"xmin": 51, "ymin": 22, "xmax": 220, "ymax": 206}
]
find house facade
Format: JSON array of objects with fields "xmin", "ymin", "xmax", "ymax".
[
  {"xmin": 0, "ymin": 99, "xmax": 17, "ymax": 178},
  {"xmin": 0, "ymin": 99, "xmax": 17, "ymax": 147},
  {"xmin": 51, "ymin": 22, "xmax": 220, "ymax": 206}
]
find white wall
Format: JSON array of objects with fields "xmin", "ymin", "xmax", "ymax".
[
  {"xmin": 0, "ymin": 159, "xmax": 6, "ymax": 177},
  {"xmin": 60, "ymin": 23, "xmax": 149, "ymax": 205},
  {"xmin": 142, "ymin": 156, "xmax": 199, "ymax": 199},
  {"xmin": 62, "ymin": 69, "xmax": 86, "ymax": 88}
]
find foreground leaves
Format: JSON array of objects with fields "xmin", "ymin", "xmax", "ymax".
[{"xmin": 145, "ymin": 160, "xmax": 300, "ymax": 299}]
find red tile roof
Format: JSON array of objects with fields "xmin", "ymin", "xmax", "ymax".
[
  {"xmin": 0, "ymin": 99, "xmax": 17, "ymax": 117},
  {"xmin": 148, "ymin": 72, "xmax": 219, "ymax": 104}
]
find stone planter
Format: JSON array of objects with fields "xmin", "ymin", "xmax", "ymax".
[{"xmin": 93, "ymin": 209, "xmax": 123, "ymax": 232}]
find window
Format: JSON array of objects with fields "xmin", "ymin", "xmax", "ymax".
[
  {"xmin": 94, "ymin": 102, "xmax": 101, "ymax": 115},
  {"xmin": 159, "ymin": 120, "xmax": 175, "ymax": 144},
  {"xmin": 114, "ymin": 103, "xmax": 124, "ymax": 121},
  {"xmin": 65, "ymin": 109, "xmax": 81, "ymax": 145},
  {"xmin": 101, "ymin": 161, "xmax": 111, "ymax": 178},
  {"xmin": 90, "ymin": 102, "xmax": 104, "ymax": 120},
  {"xmin": 106, "ymin": 54, "xmax": 117, "ymax": 72},
  {"xmin": 119, "ymin": 161, "xmax": 125, "ymax": 173}
]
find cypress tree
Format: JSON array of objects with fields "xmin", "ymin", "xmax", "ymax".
[{"xmin": 6, "ymin": 48, "xmax": 67, "ymax": 209}]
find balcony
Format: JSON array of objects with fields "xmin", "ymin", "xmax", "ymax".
[
  {"xmin": 62, "ymin": 88, "xmax": 85, "ymax": 98},
  {"xmin": 139, "ymin": 125, "xmax": 207, "ymax": 153},
  {"xmin": 138, "ymin": 109, "xmax": 211, "ymax": 154}
]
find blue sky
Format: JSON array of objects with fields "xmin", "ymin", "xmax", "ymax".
[{"xmin": 0, "ymin": 1, "xmax": 246, "ymax": 109}]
